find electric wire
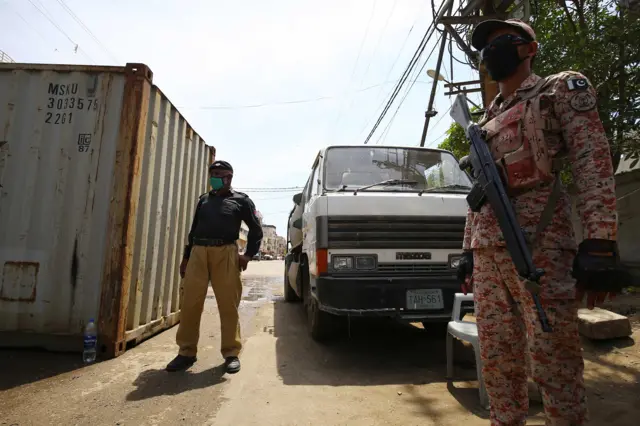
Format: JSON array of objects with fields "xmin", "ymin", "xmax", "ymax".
[
  {"xmin": 329, "ymin": 0, "xmax": 378, "ymax": 140},
  {"xmin": 6, "ymin": 1, "xmax": 52, "ymax": 46},
  {"xmin": 375, "ymin": 31, "xmax": 445, "ymax": 145},
  {"xmin": 362, "ymin": 0, "xmax": 450, "ymax": 145},
  {"xmin": 26, "ymin": 0, "xmax": 96, "ymax": 63},
  {"xmin": 53, "ymin": 0, "xmax": 120, "ymax": 63},
  {"xmin": 362, "ymin": 18, "xmax": 440, "ymax": 145},
  {"xmin": 426, "ymin": 127, "xmax": 451, "ymax": 148},
  {"xmin": 356, "ymin": 0, "xmax": 431, "ymax": 139},
  {"xmin": 351, "ymin": 0, "xmax": 398, "ymax": 106},
  {"xmin": 234, "ymin": 187, "xmax": 304, "ymax": 193},
  {"xmin": 176, "ymin": 80, "xmax": 426, "ymax": 110}
]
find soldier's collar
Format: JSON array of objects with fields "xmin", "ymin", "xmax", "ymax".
[
  {"xmin": 494, "ymin": 74, "xmax": 541, "ymax": 103},
  {"xmin": 492, "ymin": 74, "xmax": 541, "ymax": 112},
  {"xmin": 515, "ymin": 74, "xmax": 542, "ymax": 92}
]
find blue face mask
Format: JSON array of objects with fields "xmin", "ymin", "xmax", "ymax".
[{"xmin": 209, "ymin": 177, "xmax": 225, "ymax": 191}]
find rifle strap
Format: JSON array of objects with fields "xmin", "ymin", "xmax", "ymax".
[{"xmin": 528, "ymin": 173, "xmax": 562, "ymax": 250}]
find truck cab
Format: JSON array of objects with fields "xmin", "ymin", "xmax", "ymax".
[{"xmin": 283, "ymin": 145, "xmax": 471, "ymax": 340}]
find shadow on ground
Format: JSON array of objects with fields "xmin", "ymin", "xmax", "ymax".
[
  {"xmin": 271, "ymin": 298, "xmax": 640, "ymax": 423},
  {"xmin": 126, "ymin": 364, "xmax": 227, "ymax": 401},
  {"xmin": 272, "ymin": 299, "xmax": 503, "ymax": 418},
  {"xmin": 273, "ymin": 299, "xmax": 465, "ymax": 386},
  {"xmin": 0, "ymin": 349, "xmax": 84, "ymax": 391}
]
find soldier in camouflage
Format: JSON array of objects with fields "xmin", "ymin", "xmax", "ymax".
[{"xmin": 455, "ymin": 19, "xmax": 624, "ymax": 426}]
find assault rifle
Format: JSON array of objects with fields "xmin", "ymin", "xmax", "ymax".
[{"xmin": 450, "ymin": 94, "xmax": 552, "ymax": 332}]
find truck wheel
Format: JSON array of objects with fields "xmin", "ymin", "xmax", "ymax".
[
  {"xmin": 307, "ymin": 296, "xmax": 335, "ymax": 342},
  {"xmin": 284, "ymin": 265, "xmax": 300, "ymax": 303}
]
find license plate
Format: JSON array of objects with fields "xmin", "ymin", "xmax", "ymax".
[{"xmin": 406, "ymin": 289, "xmax": 444, "ymax": 310}]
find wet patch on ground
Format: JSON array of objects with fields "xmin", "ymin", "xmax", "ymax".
[{"xmin": 204, "ymin": 276, "xmax": 282, "ymax": 305}]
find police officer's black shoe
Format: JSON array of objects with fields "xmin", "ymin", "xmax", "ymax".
[
  {"xmin": 166, "ymin": 355, "xmax": 197, "ymax": 372},
  {"xmin": 225, "ymin": 356, "xmax": 241, "ymax": 374}
]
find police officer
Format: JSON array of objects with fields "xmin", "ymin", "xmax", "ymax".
[
  {"xmin": 457, "ymin": 19, "xmax": 625, "ymax": 425},
  {"xmin": 166, "ymin": 160, "xmax": 263, "ymax": 374}
]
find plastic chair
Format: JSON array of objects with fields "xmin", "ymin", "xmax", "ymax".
[{"xmin": 446, "ymin": 293, "xmax": 489, "ymax": 408}]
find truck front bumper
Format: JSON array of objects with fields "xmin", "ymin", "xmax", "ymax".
[{"xmin": 313, "ymin": 275, "xmax": 465, "ymax": 321}]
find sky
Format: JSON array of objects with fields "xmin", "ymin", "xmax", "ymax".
[{"xmin": 1, "ymin": 0, "xmax": 482, "ymax": 236}]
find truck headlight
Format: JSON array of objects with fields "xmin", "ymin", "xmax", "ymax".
[
  {"xmin": 355, "ymin": 255, "xmax": 376, "ymax": 270},
  {"xmin": 449, "ymin": 254, "xmax": 462, "ymax": 269},
  {"xmin": 332, "ymin": 256, "xmax": 353, "ymax": 270}
]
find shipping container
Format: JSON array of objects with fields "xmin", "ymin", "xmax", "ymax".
[{"xmin": 0, "ymin": 63, "xmax": 215, "ymax": 358}]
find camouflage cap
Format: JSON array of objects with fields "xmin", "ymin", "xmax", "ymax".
[{"xmin": 471, "ymin": 18, "xmax": 536, "ymax": 51}]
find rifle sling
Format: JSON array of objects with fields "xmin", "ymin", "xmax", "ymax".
[{"xmin": 528, "ymin": 173, "xmax": 562, "ymax": 250}]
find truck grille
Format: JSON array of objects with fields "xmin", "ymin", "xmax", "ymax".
[
  {"xmin": 377, "ymin": 262, "xmax": 450, "ymax": 275},
  {"xmin": 327, "ymin": 216, "xmax": 465, "ymax": 249}
]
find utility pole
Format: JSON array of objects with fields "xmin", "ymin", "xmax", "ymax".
[
  {"xmin": 419, "ymin": 27, "xmax": 450, "ymax": 147},
  {"xmin": 418, "ymin": 0, "xmax": 531, "ymax": 146},
  {"xmin": 479, "ymin": 1, "xmax": 499, "ymax": 106}
]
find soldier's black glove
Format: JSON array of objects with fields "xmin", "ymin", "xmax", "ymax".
[
  {"xmin": 572, "ymin": 239, "xmax": 628, "ymax": 293},
  {"xmin": 456, "ymin": 251, "xmax": 474, "ymax": 294}
]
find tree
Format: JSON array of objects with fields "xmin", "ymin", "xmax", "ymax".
[
  {"xmin": 438, "ymin": 106, "xmax": 481, "ymax": 159},
  {"xmin": 438, "ymin": 0, "xmax": 640, "ymax": 170}
]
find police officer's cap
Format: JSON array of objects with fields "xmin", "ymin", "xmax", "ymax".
[
  {"xmin": 471, "ymin": 18, "xmax": 536, "ymax": 51},
  {"xmin": 209, "ymin": 160, "xmax": 233, "ymax": 173}
]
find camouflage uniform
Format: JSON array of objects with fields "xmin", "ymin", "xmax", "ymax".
[{"xmin": 463, "ymin": 72, "xmax": 618, "ymax": 425}]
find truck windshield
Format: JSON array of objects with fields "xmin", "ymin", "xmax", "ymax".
[{"xmin": 323, "ymin": 147, "xmax": 472, "ymax": 192}]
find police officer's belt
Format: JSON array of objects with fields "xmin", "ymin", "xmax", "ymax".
[{"xmin": 192, "ymin": 238, "xmax": 236, "ymax": 247}]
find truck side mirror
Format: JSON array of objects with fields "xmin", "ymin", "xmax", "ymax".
[
  {"xmin": 293, "ymin": 218, "xmax": 302, "ymax": 229},
  {"xmin": 292, "ymin": 192, "xmax": 303, "ymax": 205}
]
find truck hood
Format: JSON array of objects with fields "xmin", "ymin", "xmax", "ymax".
[{"xmin": 325, "ymin": 192, "xmax": 468, "ymax": 217}]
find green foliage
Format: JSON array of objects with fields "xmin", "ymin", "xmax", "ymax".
[
  {"xmin": 425, "ymin": 165, "xmax": 446, "ymax": 187},
  {"xmin": 438, "ymin": 0, "xmax": 640, "ymax": 172},
  {"xmin": 534, "ymin": 0, "xmax": 640, "ymax": 170},
  {"xmin": 437, "ymin": 106, "xmax": 481, "ymax": 160}
]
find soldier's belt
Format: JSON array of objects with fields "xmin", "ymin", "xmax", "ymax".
[{"xmin": 192, "ymin": 238, "xmax": 236, "ymax": 247}]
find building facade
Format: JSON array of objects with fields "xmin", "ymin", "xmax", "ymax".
[
  {"xmin": 275, "ymin": 236, "xmax": 286, "ymax": 257},
  {"xmin": 261, "ymin": 224, "xmax": 278, "ymax": 256},
  {"xmin": 237, "ymin": 222, "xmax": 249, "ymax": 253}
]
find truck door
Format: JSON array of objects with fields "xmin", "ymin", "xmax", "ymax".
[{"xmin": 302, "ymin": 155, "xmax": 321, "ymax": 276}]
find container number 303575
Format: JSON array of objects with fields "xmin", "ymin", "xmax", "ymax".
[{"xmin": 44, "ymin": 96, "xmax": 99, "ymax": 125}]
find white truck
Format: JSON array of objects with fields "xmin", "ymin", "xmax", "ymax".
[{"xmin": 283, "ymin": 145, "xmax": 472, "ymax": 340}]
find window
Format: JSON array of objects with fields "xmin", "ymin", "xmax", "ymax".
[
  {"xmin": 307, "ymin": 163, "xmax": 319, "ymax": 199},
  {"xmin": 323, "ymin": 147, "xmax": 471, "ymax": 192}
]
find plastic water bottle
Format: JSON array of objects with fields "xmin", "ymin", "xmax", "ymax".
[{"xmin": 83, "ymin": 319, "xmax": 97, "ymax": 364}]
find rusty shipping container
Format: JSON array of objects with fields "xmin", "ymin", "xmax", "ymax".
[{"xmin": 0, "ymin": 63, "xmax": 215, "ymax": 357}]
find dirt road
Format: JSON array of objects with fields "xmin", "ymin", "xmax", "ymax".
[{"xmin": 2, "ymin": 260, "xmax": 640, "ymax": 425}]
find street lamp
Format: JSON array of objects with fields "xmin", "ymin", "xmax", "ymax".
[
  {"xmin": 427, "ymin": 69, "xmax": 445, "ymax": 81},
  {"xmin": 426, "ymin": 69, "xmax": 480, "ymax": 109}
]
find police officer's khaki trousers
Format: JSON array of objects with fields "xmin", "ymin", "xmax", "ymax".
[{"xmin": 176, "ymin": 244, "xmax": 242, "ymax": 358}]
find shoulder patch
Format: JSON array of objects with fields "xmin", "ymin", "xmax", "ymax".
[
  {"xmin": 570, "ymin": 91, "xmax": 597, "ymax": 112},
  {"xmin": 566, "ymin": 77, "xmax": 589, "ymax": 91},
  {"xmin": 233, "ymin": 190, "xmax": 249, "ymax": 197}
]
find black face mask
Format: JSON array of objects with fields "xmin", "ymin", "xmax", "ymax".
[{"xmin": 480, "ymin": 34, "xmax": 530, "ymax": 81}]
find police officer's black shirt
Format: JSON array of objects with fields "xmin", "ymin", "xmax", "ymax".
[{"xmin": 184, "ymin": 190, "xmax": 263, "ymax": 258}]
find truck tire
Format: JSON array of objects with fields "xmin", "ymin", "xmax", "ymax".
[
  {"xmin": 307, "ymin": 295, "xmax": 336, "ymax": 342},
  {"xmin": 283, "ymin": 262, "xmax": 300, "ymax": 303},
  {"xmin": 298, "ymin": 257, "xmax": 336, "ymax": 341}
]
